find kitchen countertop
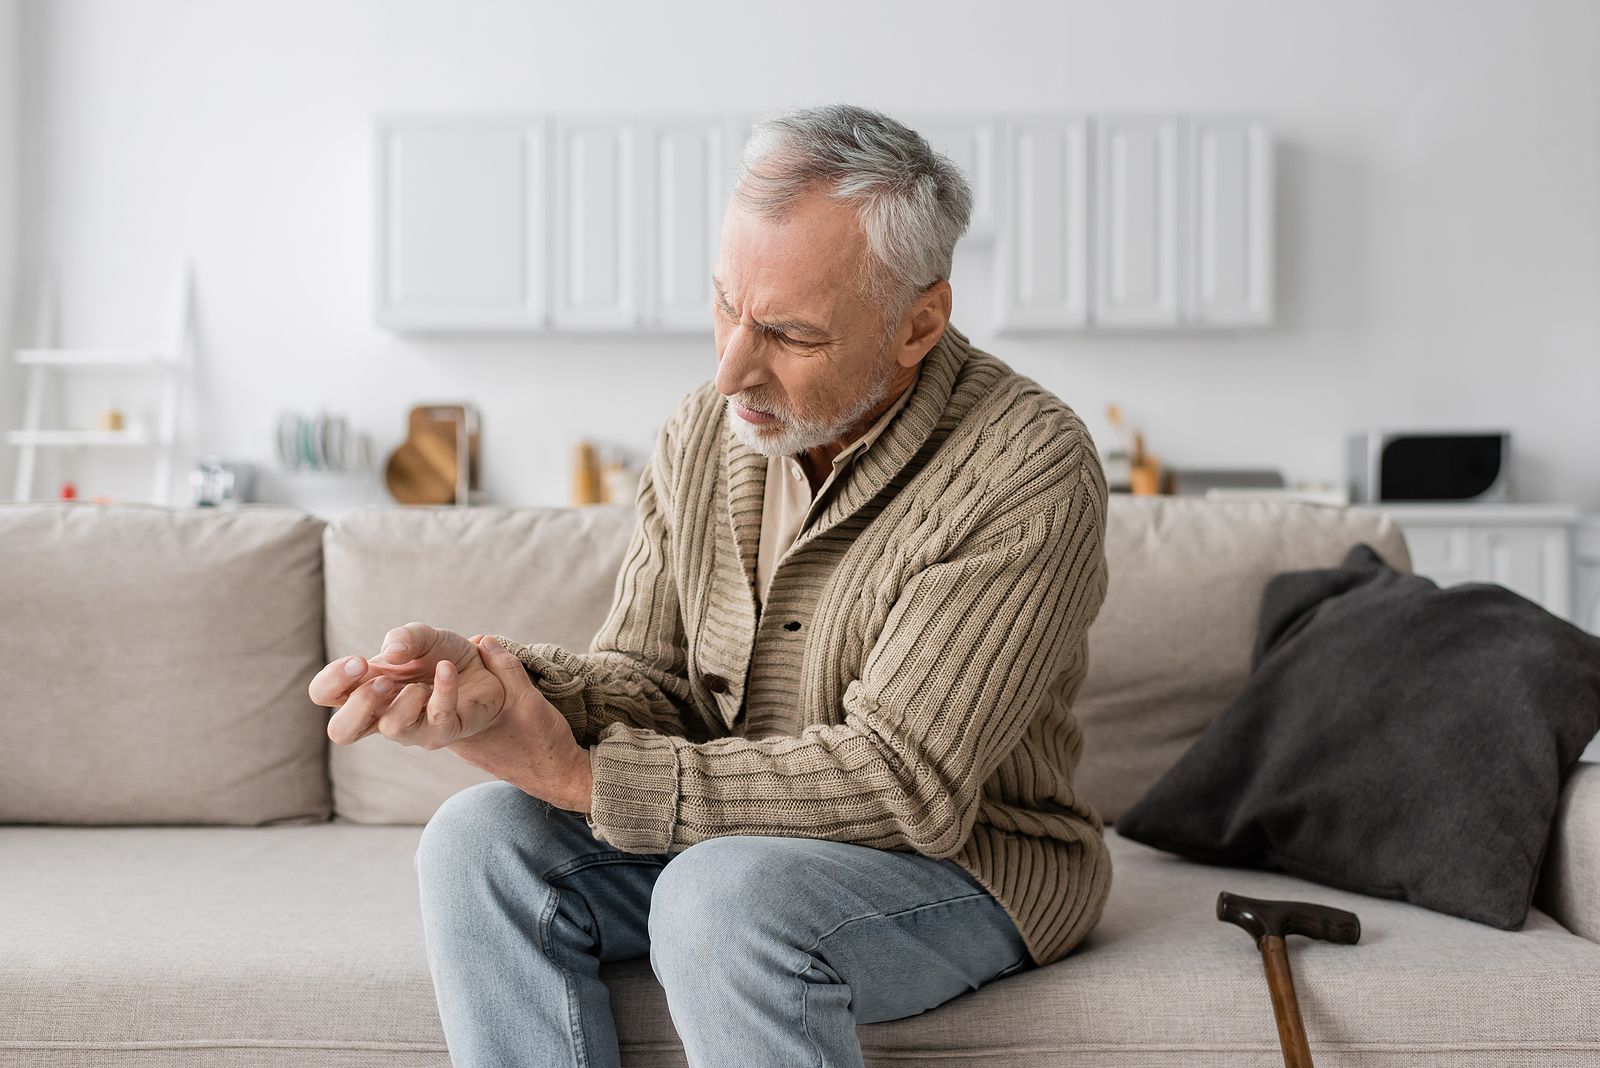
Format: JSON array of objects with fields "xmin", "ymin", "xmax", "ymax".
[{"xmin": 1359, "ymin": 502, "xmax": 1588, "ymax": 524}]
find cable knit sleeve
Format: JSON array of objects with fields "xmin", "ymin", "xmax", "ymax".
[
  {"xmin": 580, "ymin": 436, "xmax": 1109, "ymax": 856},
  {"xmin": 490, "ymin": 400, "xmax": 712, "ymax": 750}
]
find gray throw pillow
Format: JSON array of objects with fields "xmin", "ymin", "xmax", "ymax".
[{"xmin": 1116, "ymin": 542, "xmax": 1600, "ymax": 928}]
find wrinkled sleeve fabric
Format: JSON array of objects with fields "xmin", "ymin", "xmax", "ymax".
[
  {"xmin": 581, "ymin": 450, "xmax": 1109, "ymax": 857},
  {"xmin": 491, "ymin": 408, "xmax": 705, "ymax": 752}
]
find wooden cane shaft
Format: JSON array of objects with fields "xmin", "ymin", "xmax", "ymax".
[{"xmin": 1261, "ymin": 934, "xmax": 1315, "ymax": 1068}]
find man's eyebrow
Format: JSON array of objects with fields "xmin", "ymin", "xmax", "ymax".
[{"xmin": 711, "ymin": 276, "xmax": 833, "ymax": 340}]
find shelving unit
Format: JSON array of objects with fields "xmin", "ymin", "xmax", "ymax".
[{"xmin": 8, "ymin": 262, "xmax": 195, "ymax": 503}]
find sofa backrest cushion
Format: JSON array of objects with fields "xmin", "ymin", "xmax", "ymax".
[
  {"xmin": 318, "ymin": 498, "xmax": 1410, "ymax": 829},
  {"xmin": 1075, "ymin": 498, "xmax": 1412, "ymax": 825},
  {"xmin": 0, "ymin": 502, "xmax": 331, "ymax": 825},
  {"xmin": 323, "ymin": 504, "xmax": 635, "ymax": 823}
]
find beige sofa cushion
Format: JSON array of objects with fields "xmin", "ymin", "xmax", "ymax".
[
  {"xmin": 322, "ymin": 497, "xmax": 1410, "ymax": 829},
  {"xmin": 1077, "ymin": 497, "xmax": 1412, "ymax": 825},
  {"xmin": 0, "ymin": 502, "xmax": 330, "ymax": 825},
  {"xmin": 322, "ymin": 504, "xmax": 635, "ymax": 823},
  {"xmin": 2, "ymin": 823, "xmax": 1591, "ymax": 1067}
]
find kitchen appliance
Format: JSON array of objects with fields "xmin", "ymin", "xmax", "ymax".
[{"xmin": 1345, "ymin": 430, "xmax": 1511, "ymax": 503}]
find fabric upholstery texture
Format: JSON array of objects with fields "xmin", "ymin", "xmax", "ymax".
[
  {"xmin": 4, "ymin": 497, "xmax": 1598, "ymax": 1067},
  {"xmin": 3, "ymin": 824, "xmax": 1595, "ymax": 1068},
  {"xmin": 0, "ymin": 502, "xmax": 330, "ymax": 825},
  {"xmin": 1537, "ymin": 763, "xmax": 1600, "ymax": 942},
  {"xmin": 1074, "ymin": 496, "xmax": 1412, "ymax": 825},
  {"xmin": 1116, "ymin": 542, "xmax": 1600, "ymax": 930},
  {"xmin": 320, "ymin": 503, "xmax": 635, "ymax": 824}
]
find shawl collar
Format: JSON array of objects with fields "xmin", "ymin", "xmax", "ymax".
[{"xmin": 720, "ymin": 323, "xmax": 972, "ymax": 604}]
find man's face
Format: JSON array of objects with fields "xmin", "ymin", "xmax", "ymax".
[{"xmin": 712, "ymin": 190, "xmax": 901, "ymax": 457}]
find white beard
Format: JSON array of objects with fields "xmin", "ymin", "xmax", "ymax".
[{"xmin": 726, "ymin": 368, "xmax": 898, "ymax": 457}]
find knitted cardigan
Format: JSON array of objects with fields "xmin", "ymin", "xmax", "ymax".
[{"xmin": 495, "ymin": 323, "xmax": 1112, "ymax": 967}]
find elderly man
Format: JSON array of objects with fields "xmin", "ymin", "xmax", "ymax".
[{"xmin": 309, "ymin": 104, "xmax": 1111, "ymax": 1068}]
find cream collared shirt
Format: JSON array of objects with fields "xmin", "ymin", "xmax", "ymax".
[{"xmin": 756, "ymin": 375, "xmax": 918, "ymax": 607}]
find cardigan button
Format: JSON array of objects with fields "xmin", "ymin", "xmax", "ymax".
[
  {"xmin": 703, "ymin": 673, "xmax": 729, "ymax": 694},
  {"xmin": 783, "ymin": 620, "xmax": 802, "ymax": 632}
]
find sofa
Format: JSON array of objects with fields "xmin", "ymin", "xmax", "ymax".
[{"xmin": 2, "ymin": 496, "xmax": 1596, "ymax": 1068}]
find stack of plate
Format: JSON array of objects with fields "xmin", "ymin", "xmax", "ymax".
[{"xmin": 275, "ymin": 411, "xmax": 369, "ymax": 472}]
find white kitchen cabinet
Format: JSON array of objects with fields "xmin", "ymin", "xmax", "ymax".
[
  {"xmin": 1376, "ymin": 504, "xmax": 1581, "ymax": 622},
  {"xmin": 552, "ymin": 119, "xmax": 640, "ymax": 330},
  {"xmin": 995, "ymin": 117, "xmax": 1091, "ymax": 331},
  {"xmin": 374, "ymin": 117, "xmax": 548, "ymax": 331},
  {"xmin": 373, "ymin": 111, "xmax": 1272, "ymax": 335},
  {"xmin": 639, "ymin": 119, "xmax": 733, "ymax": 331},
  {"xmin": 551, "ymin": 117, "xmax": 735, "ymax": 332},
  {"xmin": 1093, "ymin": 115, "xmax": 1183, "ymax": 326},
  {"xmin": 999, "ymin": 113, "xmax": 1272, "ymax": 333},
  {"xmin": 1188, "ymin": 117, "xmax": 1274, "ymax": 325}
]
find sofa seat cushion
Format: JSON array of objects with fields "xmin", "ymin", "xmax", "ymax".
[
  {"xmin": 0, "ymin": 824, "xmax": 446, "ymax": 1066},
  {"xmin": 3, "ymin": 826, "xmax": 1597, "ymax": 1068}
]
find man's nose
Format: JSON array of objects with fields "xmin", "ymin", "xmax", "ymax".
[{"xmin": 715, "ymin": 324, "xmax": 767, "ymax": 397}]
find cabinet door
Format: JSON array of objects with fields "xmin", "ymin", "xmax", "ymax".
[
  {"xmin": 375, "ymin": 117, "xmax": 547, "ymax": 330},
  {"xmin": 552, "ymin": 120, "xmax": 639, "ymax": 330},
  {"xmin": 1187, "ymin": 118, "xmax": 1273, "ymax": 325},
  {"xmin": 1472, "ymin": 526, "xmax": 1573, "ymax": 621},
  {"xmin": 1398, "ymin": 524, "xmax": 1475, "ymax": 588},
  {"xmin": 1093, "ymin": 116, "xmax": 1183, "ymax": 326},
  {"xmin": 639, "ymin": 119, "xmax": 728, "ymax": 331},
  {"xmin": 996, "ymin": 117, "xmax": 1090, "ymax": 331}
]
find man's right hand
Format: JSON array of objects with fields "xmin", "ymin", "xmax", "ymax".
[{"xmin": 307, "ymin": 621, "xmax": 516, "ymax": 748}]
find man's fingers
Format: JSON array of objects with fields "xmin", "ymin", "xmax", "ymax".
[
  {"xmin": 376, "ymin": 682, "xmax": 431, "ymax": 741},
  {"xmin": 309, "ymin": 655, "xmax": 369, "ymax": 708},
  {"xmin": 375, "ymin": 621, "xmax": 434, "ymax": 666},
  {"xmin": 474, "ymin": 635, "xmax": 527, "ymax": 703},
  {"xmin": 425, "ymin": 658, "xmax": 462, "ymax": 740},
  {"xmin": 327, "ymin": 677, "xmax": 390, "ymax": 744}
]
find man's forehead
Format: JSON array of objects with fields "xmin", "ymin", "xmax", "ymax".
[{"xmin": 715, "ymin": 199, "xmax": 869, "ymax": 322}]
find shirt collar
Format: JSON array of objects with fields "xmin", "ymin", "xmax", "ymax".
[{"xmin": 812, "ymin": 363, "xmax": 923, "ymax": 473}]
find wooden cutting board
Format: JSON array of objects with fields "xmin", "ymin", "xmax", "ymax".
[{"xmin": 384, "ymin": 404, "xmax": 480, "ymax": 504}]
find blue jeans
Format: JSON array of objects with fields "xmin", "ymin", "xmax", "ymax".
[{"xmin": 414, "ymin": 779, "xmax": 1036, "ymax": 1068}]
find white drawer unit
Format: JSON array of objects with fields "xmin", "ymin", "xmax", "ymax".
[{"xmin": 1373, "ymin": 504, "xmax": 1583, "ymax": 624}]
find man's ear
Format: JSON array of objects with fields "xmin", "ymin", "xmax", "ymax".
[{"xmin": 894, "ymin": 280, "xmax": 953, "ymax": 369}]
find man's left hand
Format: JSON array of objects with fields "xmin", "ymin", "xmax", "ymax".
[
  {"xmin": 379, "ymin": 632, "xmax": 593, "ymax": 814},
  {"xmin": 447, "ymin": 634, "xmax": 593, "ymax": 813}
]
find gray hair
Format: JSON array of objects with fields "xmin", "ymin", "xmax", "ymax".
[{"xmin": 731, "ymin": 104, "xmax": 973, "ymax": 340}]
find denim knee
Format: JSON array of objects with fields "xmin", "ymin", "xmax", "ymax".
[
  {"xmin": 647, "ymin": 837, "xmax": 787, "ymax": 967},
  {"xmin": 414, "ymin": 778, "xmax": 552, "ymax": 878}
]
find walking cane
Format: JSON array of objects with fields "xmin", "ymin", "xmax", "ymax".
[{"xmin": 1217, "ymin": 891, "xmax": 1361, "ymax": 1068}]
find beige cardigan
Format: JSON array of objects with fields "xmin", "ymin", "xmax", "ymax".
[{"xmin": 496, "ymin": 323, "xmax": 1112, "ymax": 967}]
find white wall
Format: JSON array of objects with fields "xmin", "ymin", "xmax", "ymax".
[
  {"xmin": 0, "ymin": 0, "xmax": 17, "ymax": 490},
  {"xmin": 12, "ymin": 0, "xmax": 1600, "ymax": 511}
]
